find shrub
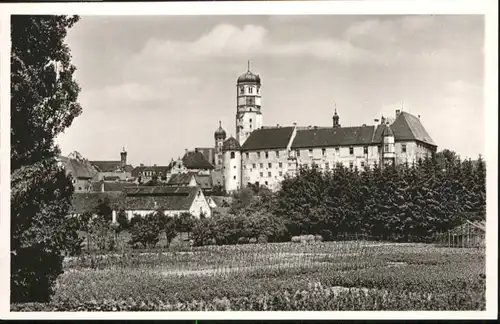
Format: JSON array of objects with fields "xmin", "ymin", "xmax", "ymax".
[{"xmin": 127, "ymin": 213, "xmax": 162, "ymax": 249}]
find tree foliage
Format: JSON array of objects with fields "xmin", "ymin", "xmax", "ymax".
[{"xmin": 11, "ymin": 15, "xmax": 81, "ymax": 302}]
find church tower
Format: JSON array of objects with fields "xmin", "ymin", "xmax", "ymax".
[
  {"xmin": 214, "ymin": 121, "xmax": 226, "ymax": 170},
  {"xmin": 236, "ymin": 61, "xmax": 262, "ymax": 146}
]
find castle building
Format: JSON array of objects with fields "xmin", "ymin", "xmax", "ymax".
[{"xmin": 213, "ymin": 63, "xmax": 438, "ymax": 193}]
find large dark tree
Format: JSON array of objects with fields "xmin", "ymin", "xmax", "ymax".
[{"xmin": 11, "ymin": 15, "xmax": 82, "ymax": 302}]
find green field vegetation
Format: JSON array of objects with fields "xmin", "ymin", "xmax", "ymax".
[{"xmin": 11, "ymin": 241, "xmax": 485, "ymax": 311}]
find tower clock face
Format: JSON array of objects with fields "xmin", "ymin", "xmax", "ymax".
[{"xmin": 246, "ymin": 97, "xmax": 255, "ymax": 105}]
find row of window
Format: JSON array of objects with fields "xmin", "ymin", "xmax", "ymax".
[
  {"xmin": 241, "ymin": 144, "xmax": 408, "ymax": 160},
  {"xmin": 239, "ymin": 86, "xmax": 260, "ymax": 95}
]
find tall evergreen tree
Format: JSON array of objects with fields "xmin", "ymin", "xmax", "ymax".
[{"xmin": 11, "ymin": 15, "xmax": 82, "ymax": 302}]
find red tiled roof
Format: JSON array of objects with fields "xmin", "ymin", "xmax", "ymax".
[{"xmin": 241, "ymin": 126, "xmax": 295, "ymax": 151}]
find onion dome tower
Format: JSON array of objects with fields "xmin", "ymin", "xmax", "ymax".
[
  {"xmin": 214, "ymin": 121, "xmax": 226, "ymax": 170},
  {"xmin": 236, "ymin": 61, "xmax": 262, "ymax": 146}
]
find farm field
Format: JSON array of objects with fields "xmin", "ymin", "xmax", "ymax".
[{"xmin": 11, "ymin": 241, "xmax": 485, "ymax": 311}]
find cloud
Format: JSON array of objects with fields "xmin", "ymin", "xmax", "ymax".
[
  {"xmin": 81, "ymin": 77, "xmax": 201, "ymax": 109},
  {"xmin": 132, "ymin": 23, "xmax": 376, "ymax": 65}
]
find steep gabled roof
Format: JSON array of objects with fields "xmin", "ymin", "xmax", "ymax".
[
  {"xmin": 195, "ymin": 147, "xmax": 216, "ymax": 165},
  {"xmin": 182, "ymin": 151, "xmax": 214, "ymax": 170},
  {"xmin": 391, "ymin": 112, "xmax": 436, "ymax": 146},
  {"xmin": 166, "ymin": 172, "xmax": 197, "ymax": 186},
  {"xmin": 241, "ymin": 126, "xmax": 295, "ymax": 151},
  {"xmin": 194, "ymin": 174, "xmax": 212, "ymax": 190},
  {"xmin": 292, "ymin": 126, "xmax": 376, "ymax": 149},
  {"xmin": 59, "ymin": 156, "xmax": 98, "ymax": 180},
  {"xmin": 70, "ymin": 192, "xmax": 125, "ymax": 214},
  {"xmin": 123, "ymin": 186, "xmax": 201, "ymax": 211},
  {"xmin": 91, "ymin": 181, "xmax": 138, "ymax": 192},
  {"xmin": 90, "ymin": 161, "xmax": 123, "ymax": 173}
]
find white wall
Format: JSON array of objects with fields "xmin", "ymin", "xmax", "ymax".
[{"xmin": 223, "ymin": 150, "xmax": 241, "ymax": 192}]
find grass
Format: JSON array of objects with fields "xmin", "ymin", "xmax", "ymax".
[{"xmin": 12, "ymin": 241, "xmax": 486, "ymax": 311}]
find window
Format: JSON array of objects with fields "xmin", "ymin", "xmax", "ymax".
[
  {"xmin": 252, "ymin": 163, "xmax": 256, "ymax": 168},
  {"xmin": 279, "ymin": 162, "xmax": 283, "ymax": 168},
  {"xmin": 349, "ymin": 147, "xmax": 354, "ymax": 155},
  {"xmin": 233, "ymin": 166, "xmax": 236, "ymax": 169},
  {"xmin": 240, "ymin": 86, "xmax": 244, "ymax": 94},
  {"xmin": 250, "ymin": 118, "xmax": 252, "ymax": 122},
  {"xmin": 296, "ymin": 150, "xmax": 301, "ymax": 157},
  {"xmin": 378, "ymin": 146, "xmax": 381, "ymax": 153},
  {"xmin": 364, "ymin": 146, "xmax": 368, "ymax": 154},
  {"xmin": 257, "ymin": 152, "xmax": 261, "ymax": 158},
  {"xmin": 249, "ymin": 87, "xmax": 253, "ymax": 94},
  {"xmin": 402, "ymin": 144, "xmax": 407, "ymax": 153},
  {"xmin": 384, "ymin": 144, "xmax": 389, "ymax": 152},
  {"xmin": 325, "ymin": 162, "xmax": 329, "ymax": 169},
  {"xmin": 268, "ymin": 172, "xmax": 272, "ymax": 177},
  {"xmin": 308, "ymin": 149, "xmax": 313, "ymax": 156},
  {"xmin": 322, "ymin": 148, "xmax": 326, "ymax": 156},
  {"xmin": 233, "ymin": 176, "xmax": 236, "ymax": 180},
  {"xmin": 335, "ymin": 147, "xmax": 340, "ymax": 155},
  {"xmin": 276, "ymin": 150, "xmax": 280, "ymax": 158},
  {"xmin": 260, "ymin": 172, "xmax": 263, "ymax": 177},
  {"xmin": 349, "ymin": 161, "xmax": 354, "ymax": 170},
  {"xmin": 245, "ymin": 152, "xmax": 249, "ymax": 159},
  {"xmin": 260, "ymin": 163, "xmax": 264, "ymax": 168},
  {"xmin": 230, "ymin": 152, "xmax": 235, "ymax": 159},
  {"xmin": 361, "ymin": 161, "xmax": 365, "ymax": 168},
  {"xmin": 279, "ymin": 171, "xmax": 283, "ymax": 176},
  {"xmin": 268, "ymin": 163, "xmax": 272, "ymax": 168},
  {"xmin": 257, "ymin": 88, "xmax": 260, "ymax": 94},
  {"xmin": 265, "ymin": 151, "xmax": 269, "ymax": 159},
  {"xmin": 265, "ymin": 181, "xmax": 268, "ymax": 186}
]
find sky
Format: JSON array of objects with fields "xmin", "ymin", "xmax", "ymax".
[{"xmin": 55, "ymin": 15, "xmax": 485, "ymax": 166}]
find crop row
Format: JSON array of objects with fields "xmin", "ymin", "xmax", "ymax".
[
  {"xmin": 50, "ymin": 255, "xmax": 485, "ymax": 306},
  {"xmin": 12, "ymin": 283, "xmax": 485, "ymax": 311}
]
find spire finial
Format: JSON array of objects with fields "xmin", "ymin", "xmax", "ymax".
[
  {"xmin": 247, "ymin": 60, "xmax": 250, "ymax": 72},
  {"xmin": 219, "ymin": 120, "xmax": 222, "ymax": 128},
  {"xmin": 334, "ymin": 102, "xmax": 337, "ymax": 114}
]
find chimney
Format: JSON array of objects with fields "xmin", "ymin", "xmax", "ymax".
[
  {"xmin": 396, "ymin": 109, "xmax": 401, "ymax": 118},
  {"xmin": 140, "ymin": 163, "xmax": 144, "ymax": 167},
  {"xmin": 154, "ymin": 164, "xmax": 157, "ymax": 167},
  {"xmin": 418, "ymin": 115, "xmax": 421, "ymax": 119},
  {"xmin": 293, "ymin": 122, "xmax": 297, "ymax": 127},
  {"xmin": 276, "ymin": 124, "xmax": 279, "ymax": 128}
]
